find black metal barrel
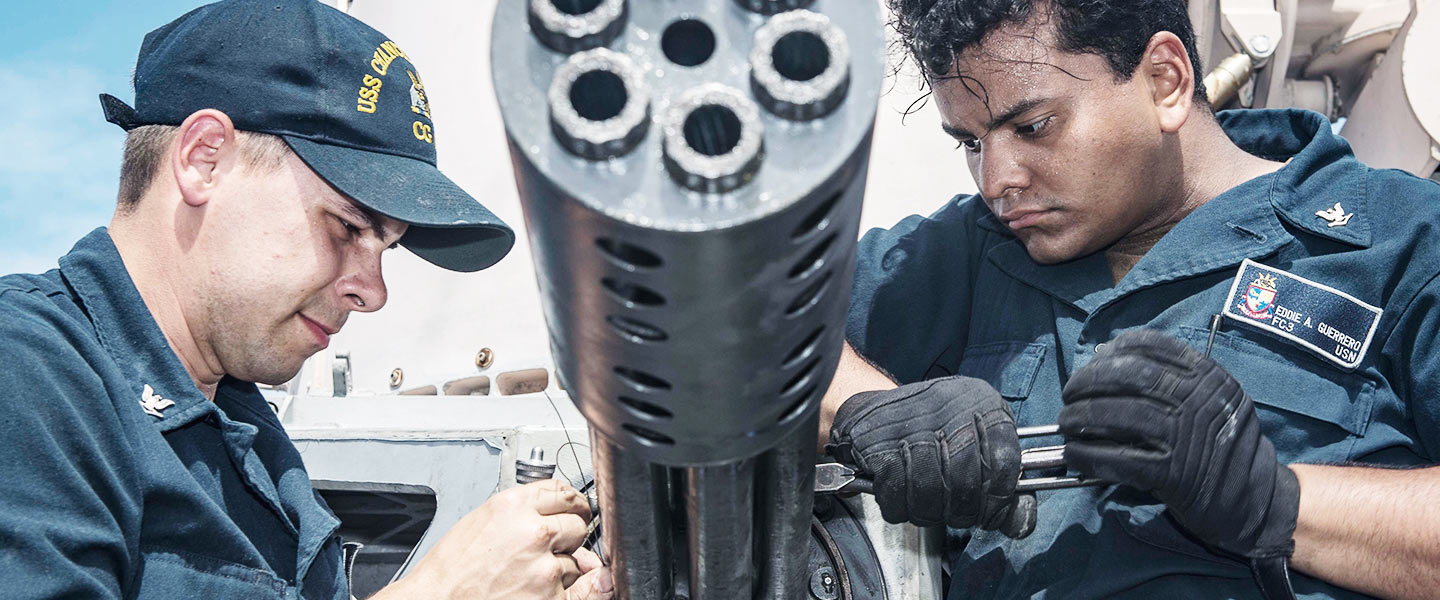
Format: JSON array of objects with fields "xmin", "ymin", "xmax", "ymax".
[{"xmin": 492, "ymin": 2, "xmax": 883, "ymax": 597}]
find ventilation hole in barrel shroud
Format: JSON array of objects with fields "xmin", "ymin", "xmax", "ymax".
[
  {"xmin": 619, "ymin": 395, "xmax": 674, "ymax": 419},
  {"xmin": 623, "ymin": 423, "xmax": 677, "ymax": 446},
  {"xmin": 772, "ymin": 30, "xmax": 830, "ymax": 82},
  {"xmin": 791, "ymin": 191, "xmax": 841, "ymax": 241},
  {"xmin": 606, "ymin": 315, "xmax": 668, "ymax": 343},
  {"xmin": 596, "ymin": 237, "xmax": 663, "ymax": 271},
  {"xmin": 602, "ymin": 277, "xmax": 666, "ymax": 308},
  {"xmin": 661, "ymin": 18, "xmax": 716, "ymax": 67},
  {"xmin": 683, "ymin": 104, "xmax": 743, "ymax": 156},
  {"xmin": 788, "ymin": 233, "xmax": 837, "ymax": 280},
  {"xmin": 552, "ymin": 0, "xmax": 602, "ymax": 16},
  {"xmin": 569, "ymin": 69, "xmax": 628, "ymax": 122},
  {"xmin": 782, "ymin": 326, "xmax": 825, "ymax": 370},
  {"xmin": 615, "ymin": 365, "xmax": 673, "ymax": 392},
  {"xmin": 782, "ymin": 357, "xmax": 820, "ymax": 399},
  {"xmin": 777, "ymin": 385, "xmax": 818, "ymax": 425},
  {"xmin": 785, "ymin": 270, "xmax": 833, "ymax": 318}
]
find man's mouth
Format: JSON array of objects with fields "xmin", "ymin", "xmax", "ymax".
[
  {"xmin": 299, "ymin": 314, "xmax": 339, "ymax": 348},
  {"xmin": 1000, "ymin": 208, "xmax": 1052, "ymax": 230}
]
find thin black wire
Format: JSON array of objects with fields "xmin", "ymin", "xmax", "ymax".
[
  {"xmin": 554, "ymin": 441, "xmax": 592, "ymax": 488},
  {"xmin": 542, "ymin": 388, "xmax": 605, "ymax": 562},
  {"xmin": 543, "ymin": 387, "xmax": 591, "ymax": 489}
]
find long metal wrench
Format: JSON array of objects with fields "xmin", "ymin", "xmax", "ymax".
[
  {"xmin": 1013, "ymin": 420, "xmax": 1100, "ymax": 492},
  {"xmin": 1015, "ymin": 424, "xmax": 1106, "ymax": 492}
]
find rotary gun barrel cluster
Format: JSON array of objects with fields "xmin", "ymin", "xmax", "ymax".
[{"xmin": 492, "ymin": 1, "xmax": 885, "ymax": 597}]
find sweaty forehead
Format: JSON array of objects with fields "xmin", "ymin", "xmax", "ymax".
[
  {"xmin": 933, "ymin": 22, "xmax": 1115, "ymax": 131},
  {"xmin": 958, "ymin": 18, "xmax": 1061, "ymax": 77}
]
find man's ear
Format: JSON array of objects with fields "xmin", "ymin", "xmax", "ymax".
[
  {"xmin": 171, "ymin": 109, "xmax": 238, "ymax": 208},
  {"xmin": 1140, "ymin": 31, "xmax": 1195, "ymax": 133}
]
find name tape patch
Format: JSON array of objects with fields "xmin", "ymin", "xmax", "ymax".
[{"xmin": 1221, "ymin": 259, "xmax": 1381, "ymax": 370}]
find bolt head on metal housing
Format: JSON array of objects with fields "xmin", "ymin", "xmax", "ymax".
[
  {"xmin": 528, "ymin": 0, "xmax": 627, "ymax": 54},
  {"xmin": 732, "ymin": 0, "xmax": 815, "ymax": 15},
  {"xmin": 549, "ymin": 48, "xmax": 651, "ymax": 160},
  {"xmin": 750, "ymin": 10, "xmax": 851, "ymax": 121},
  {"xmin": 661, "ymin": 83, "xmax": 764, "ymax": 194},
  {"xmin": 515, "ymin": 446, "xmax": 558, "ymax": 484}
]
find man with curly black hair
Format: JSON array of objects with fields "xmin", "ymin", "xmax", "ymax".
[{"xmin": 821, "ymin": 1, "xmax": 1440, "ymax": 598}]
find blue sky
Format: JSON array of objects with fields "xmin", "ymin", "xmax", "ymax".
[{"xmin": 0, "ymin": 1, "xmax": 208, "ymax": 274}]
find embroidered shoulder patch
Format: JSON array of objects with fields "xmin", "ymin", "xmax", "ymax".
[{"xmin": 1221, "ymin": 259, "xmax": 1382, "ymax": 369}]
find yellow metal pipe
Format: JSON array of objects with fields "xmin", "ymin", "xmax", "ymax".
[{"xmin": 1204, "ymin": 52, "xmax": 1256, "ymax": 107}]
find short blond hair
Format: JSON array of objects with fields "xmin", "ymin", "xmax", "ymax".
[{"xmin": 116, "ymin": 125, "xmax": 292, "ymax": 212}]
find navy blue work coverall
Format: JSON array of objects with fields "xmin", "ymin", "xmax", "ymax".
[
  {"xmin": 846, "ymin": 109, "xmax": 1440, "ymax": 599},
  {"xmin": 0, "ymin": 229, "xmax": 348, "ymax": 599}
]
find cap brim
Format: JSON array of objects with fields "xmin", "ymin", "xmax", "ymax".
[{"xmin": 283, "ymin": 136, "xmax": 515, "ymax": 272}]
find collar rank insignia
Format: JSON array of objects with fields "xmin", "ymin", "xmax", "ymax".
[
  {"xmin": 1315, "ymin": 202, "xmax": 1353, "ymax": 228},
  {"xmin": 139, "ymin": 384, "xmax": 175, "ymax": 418}
]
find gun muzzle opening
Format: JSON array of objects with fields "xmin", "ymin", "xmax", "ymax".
[
  {"xmin": 660, "ymin": 18, "xmax": 716, "ymax": 67},
  {"xmin": 549, "ymin": 49, "xmax": 651, "ymax": 160},
  {"xmin": 750, "ymin": 10, "xmax": 851, "ymax": 121},
  {"xmin": 528, "ymin": 0, "xmax": 627, "ymax": 54},
  {"xmin": 662, "ymin": 84, "xmax": 764, "ymax": 193}
]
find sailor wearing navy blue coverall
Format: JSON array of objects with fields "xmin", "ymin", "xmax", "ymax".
[
  {"xmin": 0, "ymin": 2, "xmax": 612, "ymax": 599},
  {"xmin": 822, "ymin": 1, "xmax": 1440, "ymax": 599}
]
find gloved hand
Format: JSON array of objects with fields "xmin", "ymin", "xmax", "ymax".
[
  {"xmin": 1058, "ymin": 330, "xmax": 1300, "ymax": 561},
  {"xmin": 827, "ymin": 376, "xmax": 1036, "ymax": 538}
]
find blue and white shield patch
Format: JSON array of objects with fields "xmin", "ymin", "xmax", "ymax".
[{"xmin": 1221, "ymin": 259, "xmax": 1382, "ymax": 370}]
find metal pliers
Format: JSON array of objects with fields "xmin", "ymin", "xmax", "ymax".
[{"xmin": 815, "ymin": 424, "xmax": 1105, "ymax": 494}]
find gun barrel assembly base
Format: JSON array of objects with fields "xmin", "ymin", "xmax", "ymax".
[{"xmin": 493, "ymin": 1, "xmax": 885, "ymax": 597}]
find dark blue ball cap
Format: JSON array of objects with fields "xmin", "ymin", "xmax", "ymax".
[{"xmin": 99, "ymin": 0, "xmax": 514, "ymax": 272}]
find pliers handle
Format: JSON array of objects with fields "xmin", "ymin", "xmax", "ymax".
[{"xmin": 815, "ymin": 424, "xmax": 1106, "ymax": 495}]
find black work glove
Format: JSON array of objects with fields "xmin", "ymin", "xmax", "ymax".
[
  {"xmin": 1059, "ymin": 330, "xmax": 1300, "ymax": 561},
  {"xmin": 828, "ymin": 376, "xmax": 1036, "ymax": 538}
]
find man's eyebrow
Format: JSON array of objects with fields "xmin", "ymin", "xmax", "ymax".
[
  {"xmin": 334, "ymin": 199, "xmax": 391, "ymax": 242},
  {"xmin": 942, "ymin": 97, "xmax": 1050, "ymax": 140}
]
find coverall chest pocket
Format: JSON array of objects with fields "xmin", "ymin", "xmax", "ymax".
[
  {"xmin": 134, "ymin": 548, "xmax": 289, "ymax": 599},
  {"xmin": 951, "ymin": 341, "xmax": 1049, "ymax": 425},
  {"xmin": 1178, "ymin": 326, "xmax": 1375, "ymax": 463}
]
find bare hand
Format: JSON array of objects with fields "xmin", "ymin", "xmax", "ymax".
[{"xmin": 376, "ymin": 479, "xmax": 614, "ymax": 599}]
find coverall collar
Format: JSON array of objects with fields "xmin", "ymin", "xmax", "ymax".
[{"xmin": 58, "ymin": 227, "xmax": 219, "ymax": 432}]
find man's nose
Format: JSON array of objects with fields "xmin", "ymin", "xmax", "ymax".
[
  {"xmin": 975, "ymin": 144, "xmax": 1031, "ymax": 203},
  {"xmin": 337, "ymin": 255, "xmax": 387, "ymax": 313}
]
